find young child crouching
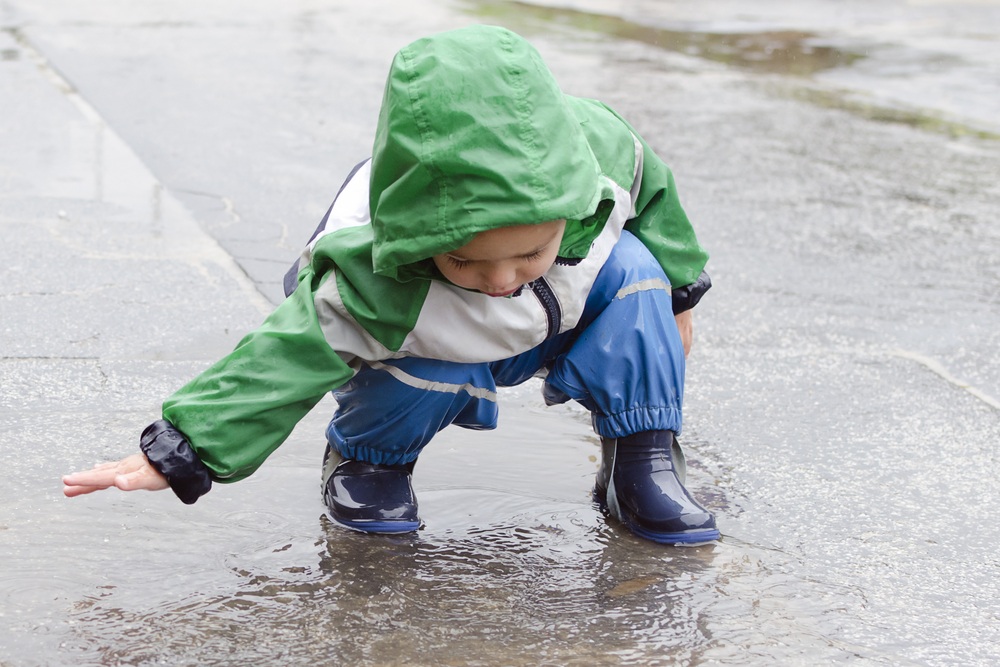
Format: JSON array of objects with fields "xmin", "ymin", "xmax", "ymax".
[{"xmin": 63, "ymin": 25, "xmax": 717, "ymax": 545}]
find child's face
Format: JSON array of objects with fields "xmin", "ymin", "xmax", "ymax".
[{"xmin": 432, "ymin": 219, "xmax": 566, "ymax": 297}]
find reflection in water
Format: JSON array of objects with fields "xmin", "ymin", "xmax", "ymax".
[
  {"xmin": 467, "ymin": 0, "xmax": 1000, "ymax": 141},
  {"xmin": 467, "ymin": 0, "xmax": 864, "ymax": 76},
  {"xmin": 70, "ymin": 514, "xmax": 724, "ymax": 665},
  {"xmin": 782, "ymin": 84, "xmax": 1000, "ymax": 140},
  {"xmin": 64, "ymin": 508, "xmax": 864, "ymax": 666},
  {"xmin": 54, "ymin": 389, "xmax": 861, "ymax": 665}
]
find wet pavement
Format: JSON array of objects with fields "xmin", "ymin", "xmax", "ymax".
[{"xmin": 2, "ymin": 1, "xmax": 1000, "ymax": 665}]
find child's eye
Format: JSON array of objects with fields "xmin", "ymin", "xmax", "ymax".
[
  {"xmin": 446, "ymin": 256, "xmax": 471, "ymax": 269},
  {"xmin": 521, "ymin": 249, "xmax": 545, "ymax": 262}
]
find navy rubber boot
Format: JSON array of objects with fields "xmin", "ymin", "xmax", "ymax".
[
  {"xmin": 322, "ymin": 446, "xmax": 421, "ymax": 533},
  {"xmin": 594, "ymin": 431, "xmax": 719, "ymax": 545}
]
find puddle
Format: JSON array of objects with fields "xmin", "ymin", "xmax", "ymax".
[
  {"xmin": 466, "ymin": 0, "xmax": 864, "ymax": 76},
  {"xmin": 781, "ymin": 83, "xmax": 1000, "ymax": 141},
  {"xmin": 0, "ymin": 386, "xmax": 866, "ymax": 666},
  {"xmin": 465, "ymin": 1, "xmax": 999, "ymax": 141},
  {"xmin": 2, "ymin": 378, "xmax": 869, "ymax": 666},
  {"xmin": 59, "ymin": 510, "xmax": 858, "ymax": 666}
]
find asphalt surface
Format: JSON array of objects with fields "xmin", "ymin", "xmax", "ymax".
[{"xmin": 2, "ymin": 1, "xmax": 999, "ymax": 665}]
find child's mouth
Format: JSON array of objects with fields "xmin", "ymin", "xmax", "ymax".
[{"xmin": 484, "ymin": 287, "xmax": 519, "ymax": 297}]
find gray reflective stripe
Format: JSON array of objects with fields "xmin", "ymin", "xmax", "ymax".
[
  {"xmin": 369, "ymin": 361, "xmax": 498, "ymax": 402},
  {"xmin": 616, "ymin": 278, "xmax": 670, "ymax": 300}
]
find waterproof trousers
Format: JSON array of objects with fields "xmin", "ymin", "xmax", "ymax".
[{"xmin": 326, "ymin": 231, "xmax": 687, "ymax": 465}]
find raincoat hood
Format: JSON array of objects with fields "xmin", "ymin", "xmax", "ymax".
[{"xmin": 369, "ymin": 25, "xmax": 609, "ymax": 282}]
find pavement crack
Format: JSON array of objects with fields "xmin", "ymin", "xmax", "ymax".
[
  {"xmin": 174, "ymin": 189, "xmax": 242, "ymax": 226},
  {"xmin": 891, "ymin": 348, "xmax": 1000, "ymax": 411}
]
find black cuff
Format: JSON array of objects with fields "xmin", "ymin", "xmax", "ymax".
[
  {"xmin": 672, "ymin": 270, "xmax": 712, "ymax": 315},
  {"xmin": 140, "ymin": 420, "xmax": 213, "ymax": 505}
]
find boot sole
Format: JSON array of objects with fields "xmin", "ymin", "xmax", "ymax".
[
  {"xmin": 628, "ymin": 522, "xmax": 720, "ymax": 545},
  {"xmin": 593, "ymin": 489, "xmax": 720, "ymax": 545},
  {"xmin": 330, "ymin": 515, "xmax": 421, "ymax": 534}
]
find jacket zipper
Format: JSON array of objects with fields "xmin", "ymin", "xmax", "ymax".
[{"xmin": 529, "ymin": 277, "xmax": 562, "ymax": 340}]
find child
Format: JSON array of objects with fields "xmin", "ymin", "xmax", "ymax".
[{"xmin": 63, "ymin": 25, "xmax": 717, "ymax": 545}]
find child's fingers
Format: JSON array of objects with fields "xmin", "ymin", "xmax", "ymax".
[
  {"xmin": 63, "ymin": 483, "xmax": 110, "ymax": 498},
  {"xmin": 62, "ymin": 468, "xmax": 119, "ymax": 489},
  {"xmin": 67, "ymin": 454, "xmax": 146, "ymax": 484},
  {"xmin": 63, "ymin": 453, "xmax": 167, "ymax": 496},
  {"xmin": 63, "ymin": 455, "xmax": 144, "ymax": 491}
]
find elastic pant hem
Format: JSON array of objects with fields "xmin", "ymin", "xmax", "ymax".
[
  {"xmin": 328, "ymin": 436, "xmax": 421, "ymax": 466},
  {"xmin": 591, "ymin": 406, "xmax": 683, "ymax": 438}
]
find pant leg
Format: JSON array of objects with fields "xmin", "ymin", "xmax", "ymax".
[
  {"xmin": 327, "ymin": 357, "xmax": 500, "ymax": 465},
  {"xmin": 542, "ymin": 231, "xmax": 686, "ymax": 438}
]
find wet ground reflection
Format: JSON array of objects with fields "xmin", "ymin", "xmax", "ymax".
[
  {"xmin": 0, "ymin": 366, "xmax": 868, "ymax": 665},
  {"xmin": 63, "ymin": 511, "xmax": 865, "ymax": 665},
  {"xmin": 468, "ymin": 0, "xmax": 999, "ymax": 141},
  {"xmin": 67, "ymin": 518, "xmax": 719, "ymax": 665},
  {"xmin": 468, "ymin": 0, "xmax": 864, "ymax": 77},
  {"xmin": 782, "ymin": 84, "xmax": 1000, "ymax": 141}
]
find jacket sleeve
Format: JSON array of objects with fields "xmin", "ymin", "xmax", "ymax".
[
  {"xmin": 600, "ymin": 104, "xmax": 710, "ymax": 299},
  {"xmin": 151, "ymin": 270, "xmax": 355, "ymax": 497}
]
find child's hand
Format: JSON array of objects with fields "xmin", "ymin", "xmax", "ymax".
[
  {"xmin": 675, "ymin": 309, "xmax": 694, "ymax": 358},
  {"xmin": 62, "ymin": 453, "xmax": 169, "ymax": 497}
]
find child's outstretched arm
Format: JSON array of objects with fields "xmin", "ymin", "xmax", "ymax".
[
  {"xmin": 62, "ymin": 269, "xmax": 356, "ymax": 504},
  {"xmin": 63, "ymin": 454, "xmax": 168, "ymax": 497}
]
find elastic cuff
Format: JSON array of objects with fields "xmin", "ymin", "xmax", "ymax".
[
  {"xmin": 672, "ymin": 270, "xmax": 712, "ymax": 314},
  {"xmin": 324, "ymin": 422, "xmax": 417, "ymax": 466},
  {"xmin": 330, "ymin": 442, "xmax": 420, "ymax": 466},
  {"xmin": 140, "ymin": 420, "xmax": 212, "ymax": 505},
  {"xmin": 591, "ymin": 406, "xmax": 683, "ymax": 438}
]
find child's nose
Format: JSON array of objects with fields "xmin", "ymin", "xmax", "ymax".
[{"xmin": 483, "ymin": 262, "xmax": 517, "ymax": 290}]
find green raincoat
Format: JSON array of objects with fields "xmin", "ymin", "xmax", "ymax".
[{"xmin": 160, "ymin": 25, "xmax": 708, "ymax": 484}]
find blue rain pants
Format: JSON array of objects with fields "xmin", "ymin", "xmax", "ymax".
[{"xmin": 327, "ymin": 231, "xmax": 687, "ymax": 465}]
